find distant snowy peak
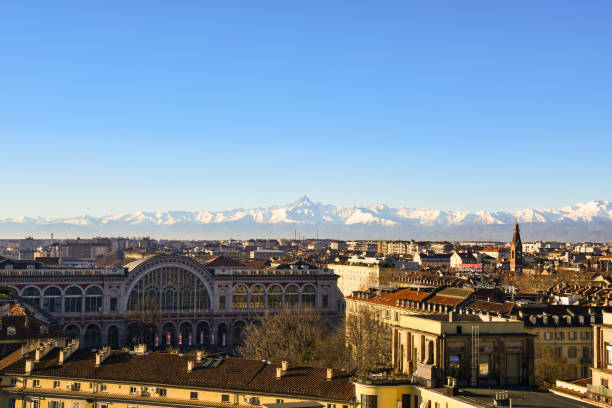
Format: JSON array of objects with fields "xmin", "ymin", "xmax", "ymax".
[
  {"xmin": 1, "ymin": 197, "xmax": 611, "ymax": 240},
  {"xmin": 2, "ymin": 198, "xmax": 612, "ymax": 227}
]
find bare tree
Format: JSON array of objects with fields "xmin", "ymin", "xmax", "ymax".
[
  {"xmin": 239, "ymin": 307, "xmax": 391, "ymax": 375},
  {"xmin": 239, "ymin": 308, "xmax": 324, "ymax": 365},
  {"xmin": 124, "ymin": 296, "xmax": 161, "ymax": 345},
  {"xmin": 535, "ymin": 348, "xmax": 574, "ymax": 387},
  {"xmin": 344, "ymin": 307, "xmax": 392, "ymax": 374}
]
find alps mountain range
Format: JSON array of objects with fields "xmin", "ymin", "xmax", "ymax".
[{"xmin": 2, "ymin": 196, "xmax": 612, "ymax": 241}]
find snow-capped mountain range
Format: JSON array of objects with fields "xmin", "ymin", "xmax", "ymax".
[{"xmin": 2, "ymin": 197, "xmax": 612, "ymax": 241}]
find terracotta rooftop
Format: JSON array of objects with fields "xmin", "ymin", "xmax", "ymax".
[
  {"xmin": 204, "ymin": 256, "xmax": 247, "ymax": 268},
  {"xmin": 345, "ymin": 288, "xmax": 431, "ymax": 308},
  {"xmin": 0, "ymin": 347, "xmax": 22, "ymax": 371},
  {"xmin": 426, "ymin": 295, "xmax": 465, "ymax": 307},
  {"xmin": 465, "ymin": 300, "xmax": 516, "ymax": 315}
]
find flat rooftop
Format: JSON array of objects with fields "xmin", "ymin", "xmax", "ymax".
[{"xmin": 433, "ymin": 386, "xmax": 597, "ymax": 408}]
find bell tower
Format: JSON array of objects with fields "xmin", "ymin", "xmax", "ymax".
[{"xmin": 510, "ymin": 220, "xmax": 522, "ymax": 273}]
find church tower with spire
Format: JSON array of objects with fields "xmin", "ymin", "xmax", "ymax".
[{"xmin": 510, "ymin": 220, "xmax": 523, "ymax": 273}]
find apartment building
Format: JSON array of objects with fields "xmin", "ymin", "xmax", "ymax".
[
  {"xmin": 0, "ymin": 342, "xmax": 356, "ymax": 408},
  {"xmin": 521, "ymin": 306, "xmax": 600, "ymax": 382},
  {"xmin": 328, "ymin": 264, "xmax": 380, "ymax": 297},
  {"xmin": 590, "ymin": 311, "xmax": 612, "ymax": 403}
]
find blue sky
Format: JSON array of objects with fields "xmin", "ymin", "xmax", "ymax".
[{"xmin": 1, "ymin": 1, "xmax": 611, "ymax": 218}]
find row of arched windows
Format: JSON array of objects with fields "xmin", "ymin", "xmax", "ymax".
[
  {"xmin": 231, "ymin": 284, "xmax": 323, "ymax": 310},
  {"xmin": 21, "ymin": 286, "xmax": 103, "ymax": 313}
]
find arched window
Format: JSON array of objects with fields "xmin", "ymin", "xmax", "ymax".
[
  {"xmin": 321, "ymin": 287, "xmax": 329, "ymax": 309},
  {"xmin": 84, "ymin": 324, "xmax": 101, "ymax": 348},
  {"xmin": 126, "ymin": 323, "xmax": 143, "ymax": 347},
  {"xmin": 127, "ymin": 266, "xmax": 210, "ymax": 313},
  {"xmin": 162, "ymin": 322, "xmax": 176, "ymax": 348},
  {"xmin": 285, "ymin": 285, "xmax": 299, "ymax": 309},
  {"xmin": 162, "ymin": 287, "xmax": 176, "ymax": 312},
  {"xmin": 232, "ymin": 321, "xmax": 246, "ymax": 346},
  {"xmin": 181, "ymin": 288, "xmax": 193, "ymax": 311},
  {"xmin": 179, "ymin": 322, "xmax": 192, "ymax": 346},
  {"xmin": 84, "ymin": 286, "xmax": 102, "ymax": 312},
  {"xmin": 196, "ymin": 321, "xmax": 210, "ymax": 346},
  {"xmin": 249, "ymin": 285, "xmax": 265, "ymax": 309},
  {"xmin": 232, "ymin": 285, "xmax": 248, "ymax": 310},
  {"xmin": 22, "ymin": 287, "xmax": 41, "ymax": 307},
  {"xmin": 64, "ymin": 286, "xmax": 83, "ymax": 313},
  {"xmin": 268, "ymin": 285, "xmax": 283, "ymax": 309},
  {"xmin": 43, "ymin": 287, "xmax": 62, "ymax": 313},
  {"xmin": 65, "ymin": 324, "xmax": 80, "ymax": 341},
  {"xmin": 107, "ymin": 326, "xmax": 120, "ymax": 349},
  {"xmin": 301, "ymin": 285, "xmax": 316, "ymax": 309},
  {"xmin": 217, "ymin": 323, "xmax": 228, "ymax": 347}
]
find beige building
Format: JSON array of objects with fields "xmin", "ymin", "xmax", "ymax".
[
  {"xmin": 590, "ymin": 311, "xmax": 612, "ymax": 403},
  {"xmin": 521, "ymin": 307, "xmax": 598, "ymax": 382},
  {"xmin": 377, "ymin": 241, "xmax": 411, "ymax": 256},
  {"xmin": 392, "ymin": 312, "xmax": 535, "ymax": 388},
  {"xmin": 328, "ymin": 264, "xmax": 381, "ymax": 297}
]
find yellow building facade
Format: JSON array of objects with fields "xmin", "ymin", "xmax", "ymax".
[{"xmin": 0, "ymin": 342, "xmax": 357, "ymax": 408}]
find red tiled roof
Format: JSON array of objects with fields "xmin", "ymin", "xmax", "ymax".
[
  {"xmin": 0, "ymin": 348, "xmax": 22, "ymax": 371},
  {"xmin": 427, "ymin": 295, "xmax": 464, "ymax": 307},
  {"xmin": 204, "ymin": 256, "xmax": 247, "ymax": 268},
  {"xmin": 466, "ymin": 300, "xmax": 515, "ymax": 315},
  {"xmin": 345, "ymin": 288, "xmax": 431, "ymax": 307}
]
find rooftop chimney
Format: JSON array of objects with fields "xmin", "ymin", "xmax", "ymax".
[
  {"xmin": 134, "ymin": 343, "xmax": 147, "ymax": 355},
  {"xmin": 276, "ymin": 367, "xmax": 284, "ymax": 378},
  {"xmin": 95, "ymin": 346, "xmax": 111, "ymax": 367},
  {"xmin": 187, "ymin": 360, "xmax": 194, "ymax": 372},
  {"xmin": 35, "ymin": 341, "xmax": 54, "ymax": 362},
  {"xmin": 196, "ymin": 350, "xmax": 204, "ymax": 362},
  {"xmin": 282, "ymin": 361, "xmax": 288, "ymax": 371},
  {"xmin": 327, "ymin": 368, "xmax": 333, "ymax": 380},
  {"xmin": 59, "ymin": 338, "xmax": 79, "ymax": 365},
  {"xmin": 24, "ymin": 359, "xmax": 34, "ymax": 376}
]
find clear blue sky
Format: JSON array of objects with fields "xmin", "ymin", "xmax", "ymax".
[{"xmin": 1, "ymin": 1, "xmax": 611, "ymax": 218}]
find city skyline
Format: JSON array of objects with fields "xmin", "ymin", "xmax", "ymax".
[{"xmin": 1, "ymin": 1, "xmax": 611, "ymax": 218}]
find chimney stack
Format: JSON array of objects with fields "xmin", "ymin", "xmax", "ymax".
[
  {"xmin": 59, "ymin": 339, "xmax": 79, "ymax": 365},
  {"xmin": 276, "ymin": 367, "xmax": 284, "ymax": 378},
  {"xmin": 25, "ymin": 359, "xmax": 34, "ymax": 376},
  {"xmin": 196, "ymin": 351, "xmax": 204, "ymax": 362},
  {"xmin": 95, "ymin": 346, "xmax": 111, "ymax": 367},
  {"xmin": 35, "ymin": 341, "xmax": 54, "ymax": 363},
  {"xmin": 134, "ymin": 343, "xmax": 147, "ymax": 355},
  {"xmin": 187, "ymin": 360, "xmax": 194, "ymax": 372},
  {"xmin": 282, "ymin": 361, "xmax": 288, "ymax": 371},
  {"xmin": 327, "ymin": 368, "xmax": 333, "ymax": 380}
]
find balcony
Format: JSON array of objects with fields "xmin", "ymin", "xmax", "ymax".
[{"xmin": 353, "ymin": 370, "xmax": 413, "ymax": 386}]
